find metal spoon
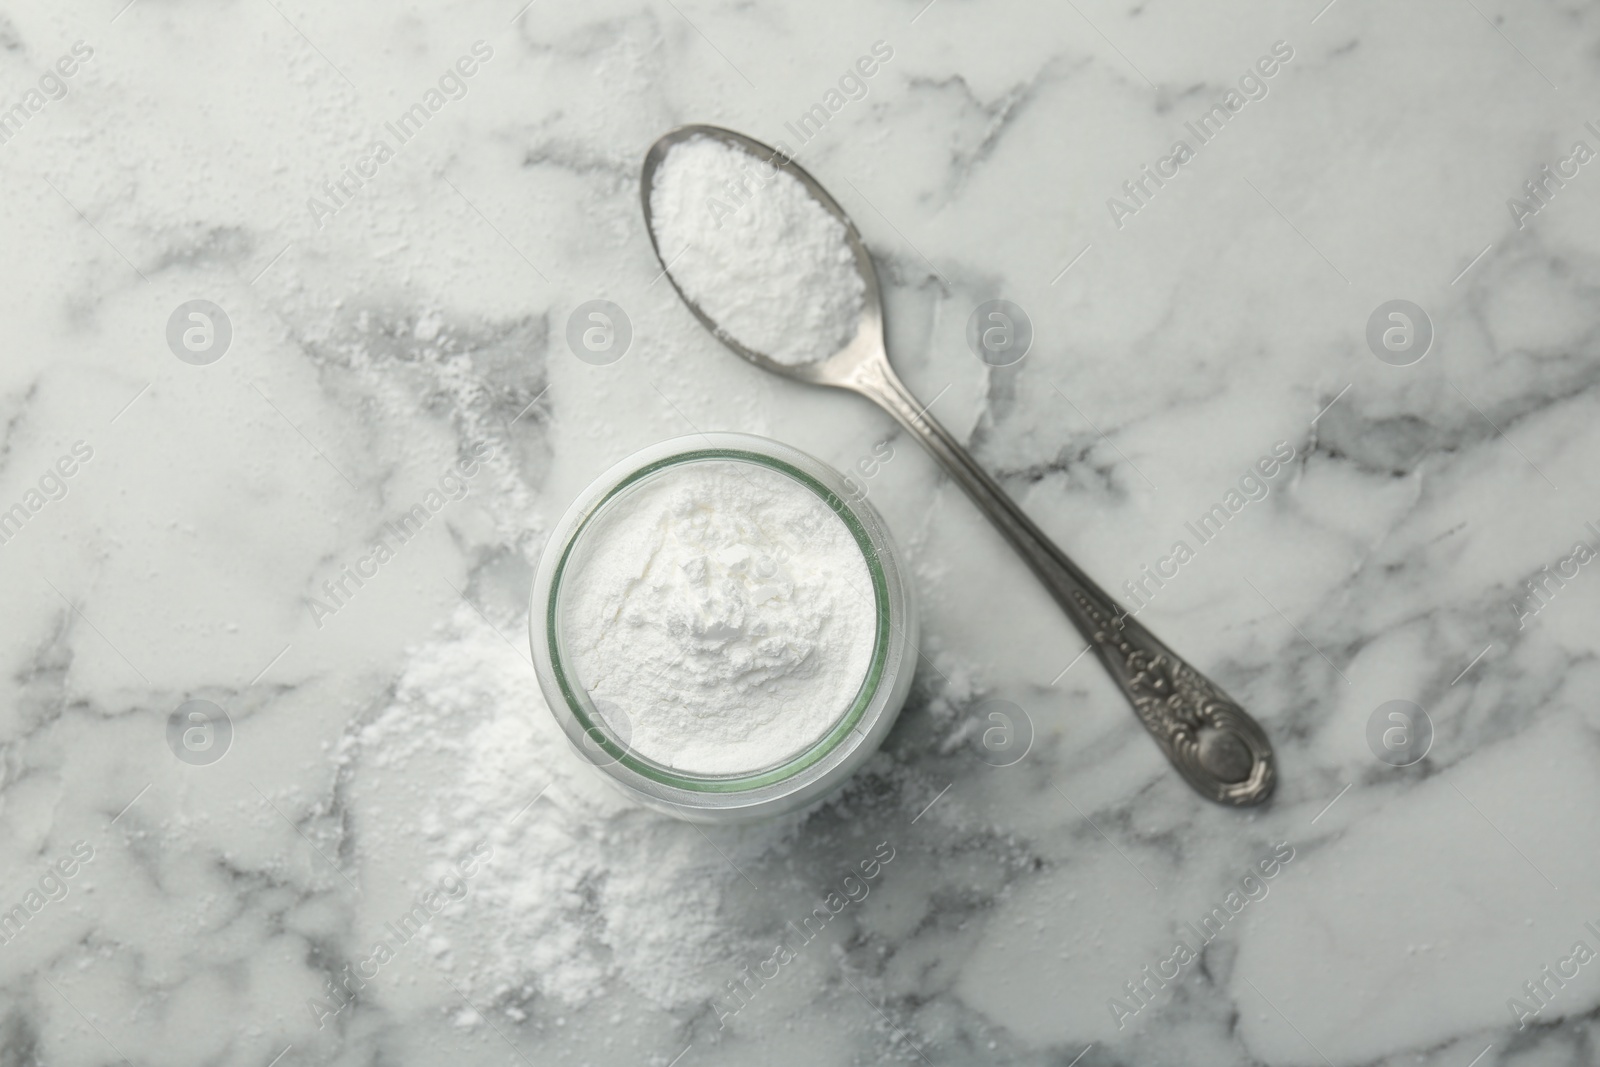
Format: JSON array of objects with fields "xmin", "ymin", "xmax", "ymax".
[{"xmin": 641, "ymin": 124, "xmax": 1274, "ymax": 806}]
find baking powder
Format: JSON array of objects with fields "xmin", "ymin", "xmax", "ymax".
[
  {"xmin": 561, "ymin": 459, "xmax": 876, "ymax": 774},
  {"xmin": 648, "ymin": 136, "xmax": 865, "ymax": 366}
]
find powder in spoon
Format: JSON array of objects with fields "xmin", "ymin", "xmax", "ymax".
[
  {"xmin": 560, "ymin": 459, "xmax": 877, "ymax": 775},
  {"xmin": 648, "ymin": 136, "xmax": 865, "ymax": 365}
]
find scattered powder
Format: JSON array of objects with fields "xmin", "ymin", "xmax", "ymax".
[
  {"xmin": 337, "ymin": 608, "xmax": 753, "ymax": 1011},
  {"xmin": 648, "ymin": 136, "xmax": 865, "ymax": 365},
  {"xmin": 561, "ymin": 459, "xmax": 877, "ymax": 775}
]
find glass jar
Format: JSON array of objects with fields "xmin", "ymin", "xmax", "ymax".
[{"xmin": 529, "ymin": 432, "xmax": 918, "ymax": 822}]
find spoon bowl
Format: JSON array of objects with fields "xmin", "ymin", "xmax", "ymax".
[
  {"xmin": 640, "ymin": 124, "xmax": 890, "ymax": 391},
  {"xmin": 641, "ymin": 124, "xmax": 1277, "ymax": 806}
]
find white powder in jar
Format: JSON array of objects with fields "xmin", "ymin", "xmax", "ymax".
[
  {"xmin": 560, "ymin": 458, "xmax": 878, "ymax": 775},
  {"xmin": 648, "ymin": 136, "xmax": 865, "ymax": 366}
]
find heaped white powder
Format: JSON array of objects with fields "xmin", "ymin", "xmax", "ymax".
[
  {"xmin": 649, "ymin": 136, "xmax": 865, "ymax": 365},
  {"xmin": 336, "ymin": 608, "xmax": 749, "ymax": 1012},
  {"xmin": 561, "ymin": 459, "xmax": 877, "ymax": 775}
]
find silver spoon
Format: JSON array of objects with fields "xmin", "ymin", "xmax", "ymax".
[{"xmin": 641, "ymin": 124, "xmax": 1275, "ymax": 806}]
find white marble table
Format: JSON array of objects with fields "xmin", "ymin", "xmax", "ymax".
[{"xmin": 1, "ymin": 0, "xmax": 1597, "ymax": 1063}]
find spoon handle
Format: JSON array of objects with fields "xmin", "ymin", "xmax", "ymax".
[{"xmin": 851, "ymin": 360, "xmax": 1275, "ymax": 806}]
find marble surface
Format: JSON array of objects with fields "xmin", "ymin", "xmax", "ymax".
[{"xmin": 2, "ymin": 0, "xmax": 1599, "ymax": 1063}]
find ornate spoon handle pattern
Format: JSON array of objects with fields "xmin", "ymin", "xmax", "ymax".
[{"xmin": 854, "ymin": 360, "xmax": 1275, "ymax": 806}]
